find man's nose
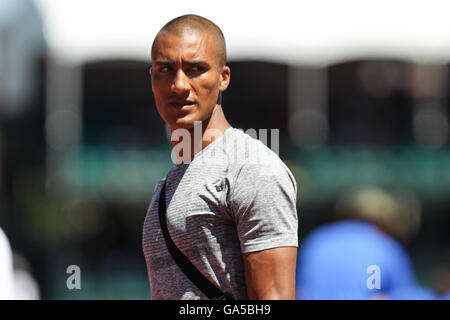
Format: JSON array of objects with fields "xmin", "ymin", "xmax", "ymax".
[{"xmin": 171, "ymin": 69, "xmax": 190, "ymax": 93}]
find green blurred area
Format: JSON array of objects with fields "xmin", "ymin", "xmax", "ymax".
[
  {"xmin": 65, "ymin": 145, "xmax": 450, "ymax": 203},
  {"xmin": 52, "ymin": 272, "xmax": 150, "ymax": 300}
]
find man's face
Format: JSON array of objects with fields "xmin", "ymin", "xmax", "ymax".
[{"xmin": 150, "ymin": 30, "xmax": 230, "ymax": 130}]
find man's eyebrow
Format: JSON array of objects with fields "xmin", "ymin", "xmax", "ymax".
[
  {"xmin": 184, "ymin": 60, "xmax": 208, "ymax": 65},
  {"xmin": 153, "ymin": 61, "xmax": 175, "ymax": 66},
  {"xmin": 152, "ymin": 60, "xmax": 210, "ymax": 67}
]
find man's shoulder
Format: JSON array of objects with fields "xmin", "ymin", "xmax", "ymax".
[
  {"xmin": 220, "ymin": 129, "xmax": 296, "ymax": 190},
  {"xmin": 221, "ymin": 128, "xmax": 282, "ymax": 166}
]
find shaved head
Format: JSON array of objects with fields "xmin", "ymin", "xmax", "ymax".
[{"xmin": 152, "ymin": 14, "xmax": 227, "ymax": 67}]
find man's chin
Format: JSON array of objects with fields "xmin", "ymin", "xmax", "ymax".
[{"xmin": 172, "ymin": 117, "xmax": 206, "ymax": 130}]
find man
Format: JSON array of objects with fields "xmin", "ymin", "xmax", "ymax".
[{"xmin": 142, "ymin": 14, "xmax": 298, "ymax": 300}]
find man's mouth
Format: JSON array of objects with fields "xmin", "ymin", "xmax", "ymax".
[{"xmin": 169, "ymin": 100, "xmax": 195, "ymax": 109}]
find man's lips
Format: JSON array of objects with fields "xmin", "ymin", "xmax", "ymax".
[{"xmin": 169, "ymin": 101, "xmax": 195, "ymax": 109}]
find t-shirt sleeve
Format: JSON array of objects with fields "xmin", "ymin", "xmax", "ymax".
[{"xmin": 227, "ymin": 159, "xmax": 299, "ymax": 253}]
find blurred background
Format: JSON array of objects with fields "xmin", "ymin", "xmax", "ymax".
[{"xmin": 0, "ymin": 0, "xmax": 449, "ymax": 299}]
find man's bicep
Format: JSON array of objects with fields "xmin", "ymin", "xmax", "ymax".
[
  {"xmin": 243, "ymin": 246, "xmax": 297, "ymax": 300},
  {"xmin": 230, "ymin": 163, "xmax": 298, "ymax": 252}
]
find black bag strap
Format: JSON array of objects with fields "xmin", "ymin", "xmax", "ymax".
[{"xmin": 158, "ymin": 180, "xmax": 234, "ymax": 300}]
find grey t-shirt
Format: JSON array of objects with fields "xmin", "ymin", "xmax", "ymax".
[{"xmin": 142, "ymin": 128, "xmax": 298, "ymax": 300}]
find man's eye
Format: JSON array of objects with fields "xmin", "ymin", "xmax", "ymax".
[
  {"xmin": 189, "ymin": 66, "xmax": 205, "ymax": 74},
  {"xmin": 158, "ymin": 66, "xmax": 174, "ymax": 73}
]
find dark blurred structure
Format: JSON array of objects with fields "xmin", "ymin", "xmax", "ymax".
[
  {"xmin": 225, "ymin": 61, "xmax": 290, "ymax": 142},
  {"xmin": 430, "ymin": 256, "xmax": 450, "ymax": 299},
  {"xmin": 82, "ymin": 60, "xmax": 166, "ymax": 146},
  {"xmin": 328, "ymin": 60, "xmax": 413, "ymax": 145}
]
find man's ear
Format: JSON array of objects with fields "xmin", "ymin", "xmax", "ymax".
[{"xmin": 219, "ymin": 66, "xmax": 231, "ymax": 92}]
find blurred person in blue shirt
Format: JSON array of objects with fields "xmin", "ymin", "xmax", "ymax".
[{"xmin": 296, "ymin": 186, "xmax": 437, "ymax": 300}]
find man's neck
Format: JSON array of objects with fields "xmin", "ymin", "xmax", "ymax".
[{"xmin": 171, "ymin": 104, "xmax": 231, "ymax": 163}]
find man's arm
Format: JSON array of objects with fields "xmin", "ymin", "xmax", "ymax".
[{"xmin": 243, "ymin": 246, "xmax": 297, "ymax": 300}]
